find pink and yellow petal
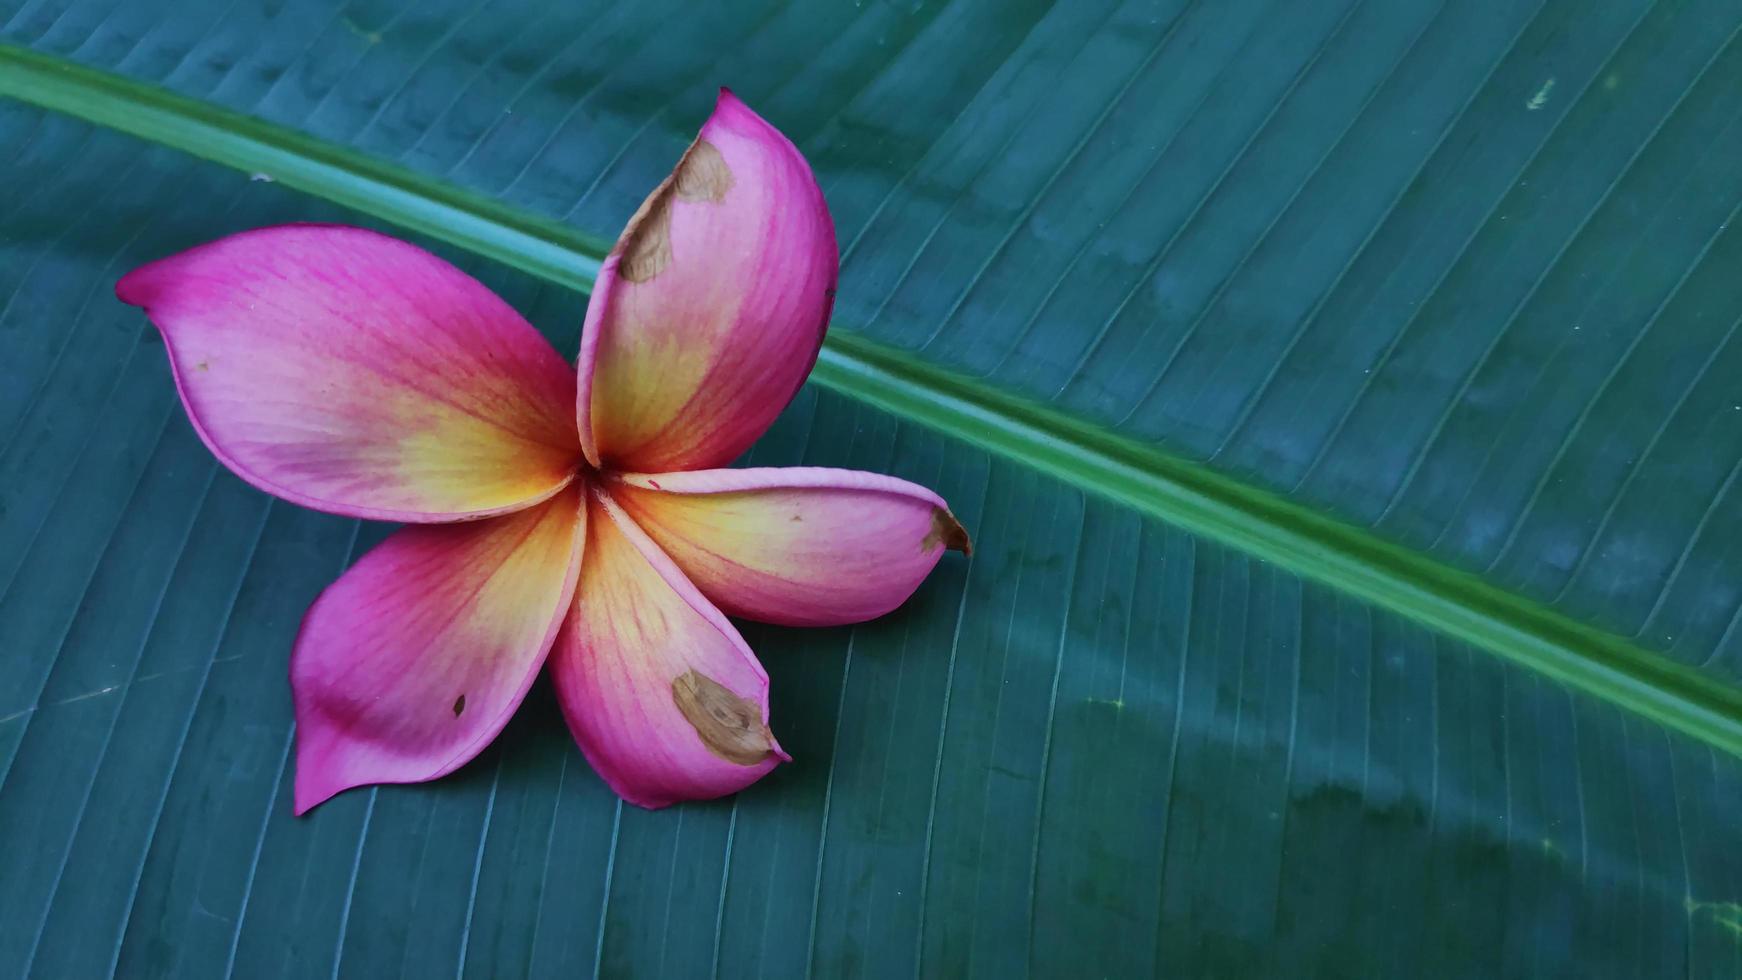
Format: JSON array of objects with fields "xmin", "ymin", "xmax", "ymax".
[
  {"xmin": 550, "ymin": 488, "xmax": 787, "ymax": 809},
  {"xmin": 118, "ymin": 225, "xmax": 581, "ymax": 522},
  {"xmin": 292, "ymin": 485, "xmax": 586, "ymax": 814},
  {"xmin": 611, "ymin": 467, "xmax": 969, "ymax": 627},
  {"xmin": 576, "ymin": 90, "xmax": 837, "ymax": 473}
]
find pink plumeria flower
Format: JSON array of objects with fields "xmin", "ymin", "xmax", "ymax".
[{"xmin": 115, "ymin": 91, "xmax": 970, "ymax": 813}]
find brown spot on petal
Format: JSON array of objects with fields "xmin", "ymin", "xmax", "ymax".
[
  {"xmin": 923, "ymin": 508, "xmax": 972, "ymax": 556},
  {"xmin": 452, "ymin": 694, "xmax": 467, "ymax": 717},
  {"xmin": 671, "ymin": 670, "xmax": 773, "ymax": 766},
  {"xmin": 613, "ymin": 138, "xmax": 732, "ymax": 284},
  {"xmin": 673, "ymin": 139, "xmax": 733, "ymax": 202},
  {"xmin": 817, "ymin": 283, "xmax": 838, "ymax": 347},
  {"xmin": 617, "ymin": 192, "xmax": 673, "ymax": 284}
]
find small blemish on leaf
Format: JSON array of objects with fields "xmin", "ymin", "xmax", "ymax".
[
  {"xmin": 671, "ymin": 670, "xmax": 772, "ymax": 766},
  {"xmin": 452, "ymin": 694, "xmax": 466, "ymax": 717},
  {"xmin": 789, "ymin": 514, "xmax": 803, "ymax": 522},
  {"xmin": 1525, "ymin": 76, "xmax": 1555, "ymax": 111},
  {"xmin": 341, "ymin": 16, "xmax": 383, "ymax": 44},
  {"xmin": 922, "ymin": 508, "xmax": 972, "ymax": 555},
  {"xmin": 1687, "ymin": 898, "xmax": 1742, "ymax": 940},
  {"xmin": 194, "ymin": 360, "xmax": 209, "ymax": 372}
]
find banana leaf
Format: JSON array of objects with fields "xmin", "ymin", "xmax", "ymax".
[{"xmin": 2, "ymin": 0, "xmax": 1741, "ymax": 976}]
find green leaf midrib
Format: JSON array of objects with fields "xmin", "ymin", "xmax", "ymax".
[{"xmin": 4, "ymin": 41, "xmax": 1739, "ymax": 756}]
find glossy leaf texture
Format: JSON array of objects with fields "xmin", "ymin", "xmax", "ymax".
[{"xmin": 3, "ymin": 0, "xmax": 1742, "ymax": 977}]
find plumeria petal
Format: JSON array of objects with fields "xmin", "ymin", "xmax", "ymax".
[
  {"xmin": 292, "ymin": 485, "xmax": 586, "ymax": 814},
  {"xmin": 576, "ymin": 90, "xmax": 837, "ymax": 472},
  {"xmin": 612, "ymin": 468, "xmax": 969, "ymax": 627},
  {"xmin": 118, "ymin": 224, "xmax": 581, "ymax": 522},
  {"xmin": 550, "ymin": 487, "xmax": 787, "ymax": 809}
]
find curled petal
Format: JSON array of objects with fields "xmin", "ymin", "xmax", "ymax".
[
  {"xmin": 612, "ymin": 467, "xmax": 969, "ymax": 627},
  {"xmin": 577, "ymin": 90, "xmax": 838, "ymax": 472},
  {"xmin": 118, "ymin": 225, "xmax": 581, "ymax": 522},
  {"xmin": 292, "ymin": 485, "xmax": 586, "ymax": 814},
  {"xmin": 550, "ymin": 488, "xmax": 787, "ymax": 809}
]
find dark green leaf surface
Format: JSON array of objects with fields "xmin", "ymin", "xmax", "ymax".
[{"xmin": 3, "ymin": 0, "xmax": 1742, "ymax": 976}]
